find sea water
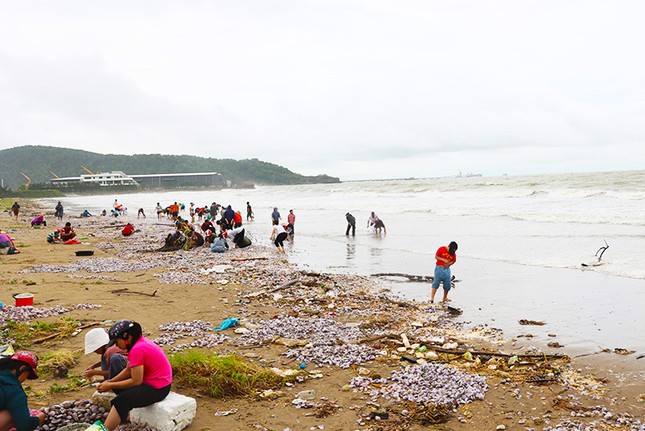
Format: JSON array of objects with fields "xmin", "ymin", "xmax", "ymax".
[{"xmin": 46, "ymin": 170, "xmax": 645, "ymax": 352}]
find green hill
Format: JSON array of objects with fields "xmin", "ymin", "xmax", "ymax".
[{"xmin": 0, "ymin": 145, "xmax": 339, "ymax": 190}]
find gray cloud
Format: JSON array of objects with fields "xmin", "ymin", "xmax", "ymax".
[{"xmin": 1, "ymin": 1, "xmax": 644, "ymax": 180}]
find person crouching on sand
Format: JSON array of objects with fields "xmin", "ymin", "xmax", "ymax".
[
  {"xmin": 0, "ymin": 351, "xmax": 46, "ymax": 431},
  {"xmin": 60, "ymin": 222, "xmax": 76, "ymax": 241},
  {"xmin": 429, "ymin": 241, "xmax": 458, "ymax": 304}
]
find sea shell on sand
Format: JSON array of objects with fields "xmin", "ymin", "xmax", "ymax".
[
  {"xmin": 237, "ymin": 315, "xmax": 363, "ymax": 347},
  {"xmin": 0, "ymin": 304, "xmax": 100, "ymax": 323},
  {"xmin": 350, "ymin": 363, "xmax": 488, "ymax": 407}
]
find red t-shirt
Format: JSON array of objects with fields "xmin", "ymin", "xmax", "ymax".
[
  {"xmin": 233, "ymin": 212, "xmax": 243, "ymax": 224},
  {"xmin": 122, "ymin": 224, "xmax": 134, "ymax": 236},
  {"xmin": 435, "ymin": 246, "xmax": 456, "ymax": 267}
]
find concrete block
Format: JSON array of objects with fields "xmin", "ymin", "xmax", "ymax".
[
  {"xmin": 91, "ymin": 390, "xmax": 116, "ymax": 410},
  {"xmin": 130, "ymin": 392, "xmax": 196, "ymax": 431}
]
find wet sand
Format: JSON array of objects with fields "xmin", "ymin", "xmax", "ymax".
[{"xmin": 1, "ymin": 202, "xmax": 644, "ymax": 430}]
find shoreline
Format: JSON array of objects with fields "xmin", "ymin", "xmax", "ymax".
[{"xmin": 1, "ymin": 200, "xmax": 644, "ymax": 430}]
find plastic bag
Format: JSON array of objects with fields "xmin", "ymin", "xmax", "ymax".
[
  {"xmin": 84, "ymin": 421, "xmax": 108, "ymax": 431},
  {"xmin": 214, "ymin": 318, "xmax": 239, "ymax": 331}
]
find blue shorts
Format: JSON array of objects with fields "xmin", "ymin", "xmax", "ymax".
[{"xmin": 432, "ymin": 266, "xmax": 451, "ymax": 291}]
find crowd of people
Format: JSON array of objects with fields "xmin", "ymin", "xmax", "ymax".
[{"xmin": 0, "ymin": 198, "xmax": 460, "ymax": 431}]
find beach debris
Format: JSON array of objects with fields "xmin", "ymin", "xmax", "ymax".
[
  {"xmin": 371, "ymin": 273, "xmax": 435, "ymax": 283},
  {"xmin": 296, "ymin": 390, "xmax": 316, "ymax": 400},
  {"xmin": 214, "ymin": 408, "xmax": 238, "ymax": 417},
  {"xmin": 613, "ymin": 348, "xmax": 635, "ymax": 355},
  {"xmin": 446, "ymin": 306, "xmax": 463, "ymax": 316},
  {"xmin": 582, "ymin": 239, "xmax": 610, "ymax": 267},
  {"xmin": 214, "ymin": 318, "xmax": 239, "ymax": 331},
  {"xmin": 519, "ymin": 319, "xmax": 546, "ymax": 326},
  {"xmin": 350, "ymin": 362, "xmax": 488, "ymax": 407},
  {"xmin": 548, "ymin": 342, "xmax": 565, "ymax": 348}
]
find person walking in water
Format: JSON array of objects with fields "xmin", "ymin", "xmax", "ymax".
[
  {"xmin": 429, "ymin": 241, "xmax": 458, "ymax": 303},
  {"xmin": 345, "ymin": 213, "xmax": 356, "ymax": 236},
  {"xmin": 287, "ymin": 209, "xmax": 296, "ymax": 236},
  {"xmin": 246, "ymin": 202, "xmax": 254, "ymax": 222}
]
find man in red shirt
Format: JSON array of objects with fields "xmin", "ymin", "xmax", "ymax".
[
  {"xmin": 287, "ymin": 209, "xmax": 296, "ymax": 236},
  {"xmin": 430, "ymin": 241, "xmax": 458, "ymax": 303}
]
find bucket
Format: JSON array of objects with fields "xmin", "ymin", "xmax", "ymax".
[{"xmin": 13, "ymin": 293, "xmax": 34, "ymax": 307}]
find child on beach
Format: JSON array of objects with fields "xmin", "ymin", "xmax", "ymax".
[
  {"xmin": 429, "ymin": 241, "xmax": 458, "ymax": 304},
  {"xmin": 83, "ymin": 328, "xmax": 128, "ymax": 382},
  {"xmin": 46, "ymin": 229, "xmax": 62, "ymax": 244}
]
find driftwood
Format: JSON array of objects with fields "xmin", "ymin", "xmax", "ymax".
[
  {"xmin": 269, "ymin": 280, "xmax": 298, "ymax": 293},
  {"xmin": 427, "ymin": 346, "xmax": 567, "ymax": 359},
  {"xmin": 230, "ymin": 257, "xmax": 268, "ymax": 261},
  {"xmin": 32, "ymin": 322, "xmax": 100, "ymax": 344},
  {"xmin": 110, "ymin": 288, "xmax": 158, "ymax": 297},
  {"xmin": 372, "ymin": 272, "xmax": 435, "ymax": 283},
  {"xmin": 359, "ymin": 334, "xmax": 566, "ymax": 360}
]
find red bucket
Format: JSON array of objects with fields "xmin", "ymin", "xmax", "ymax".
[{"xmin": 13, "ymin": 293, "xmax": 34, "ymax": 307}]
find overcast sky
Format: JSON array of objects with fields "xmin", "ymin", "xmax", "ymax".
[{"xmin": 1, "ymin": 1, "xmax": 643, "ymax": 181}]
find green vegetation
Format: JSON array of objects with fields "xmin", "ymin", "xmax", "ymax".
[
  {"xmin": 0, "ymin": 145, "xmax": 340, "ymax": 190},
  {"xmin": 0, "ymin": 317, "xmax": 82, "ymax": 348},
  {"xmin": 170, "ymin": 350, "xmax": 288, "ymax": 398}
]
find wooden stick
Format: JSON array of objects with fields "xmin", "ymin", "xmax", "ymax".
[
  {"xmin": 32, "ymin": 322, "xmax": 100, "ymax": 344},
  {"xmin": 110, "ymin": 288, "xmax": 158, "ymax": 297},
  {"xmin": 269, "ymin": 280, "xmax": 298, "ymax": 293}
]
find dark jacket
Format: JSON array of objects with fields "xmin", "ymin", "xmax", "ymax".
[
  {"xmin": 346, "ymin": 213, "xmax": 356, "ymax": 225},
  {"xmin": 0, "ymin": 370, "xmax": 39, "ymax": 431}
]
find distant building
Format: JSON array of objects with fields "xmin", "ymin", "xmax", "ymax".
[
  {"xmin": 51, "ymin": 171, "xmax": 137, "ymax": 187},
  {"xmin": 131, "ymin": 172, "xmax": 223, "ymax": 187},
  {"xmin": 50, "ymin": 171, "xmax": 223, "ymax": 188}
]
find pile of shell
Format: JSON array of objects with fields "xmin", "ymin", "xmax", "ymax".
[
  {"xmin": 285, "ymin": 343, "xmax": 380, "ymax": 368},
  {"xmin": 0, "ymin": 304, "xmax": 100, "ymax": 323},
  {"xmin": 152, "ymin": 272, "xmax": 206, "ymax": 285},
  {"xmin": 350, "ymin": 363, "xmax": 488, "ymax": 407},
  {"xmin": 20, "ymin": 257, "xmax": 161, "ymax": 274},
  {"xmin": 37, "ymin": 399, "xmax": 107, "ymax": 431},
  {"xmin": 153, "ymin": 320, "xmax": 230, "ymax": 352},
  {"xmin": 67, "ymin": 274, "xmax": 124, "ymax": 282},
  {"xmin": 544, "ymin": 417, "xmax": 644, "ymax": 431},
  {"xmin": 544, "ymin": 402, "xmax": 644, "ymax": 431},
  {"xmin": 237, "ymin": 316, "xmax": 363, "ymax": 347}
]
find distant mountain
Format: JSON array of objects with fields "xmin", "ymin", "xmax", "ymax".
[{"xmin": 0, "ymin": 145, "xmax": 339, "ymax": 189}]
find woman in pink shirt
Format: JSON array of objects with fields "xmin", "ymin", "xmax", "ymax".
[{"xmin": 97, "ymin": 320, "xmax": 172, "ymax": 431}]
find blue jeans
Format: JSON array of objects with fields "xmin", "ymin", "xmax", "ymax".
[{"xmin": 432, "ymin": 266, "xmax": 451, "ymax": 291}]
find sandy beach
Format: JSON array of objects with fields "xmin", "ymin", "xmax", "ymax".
[{"xmin": 1, "ymin": 200, "xmax": 644, "ymax": 431}]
